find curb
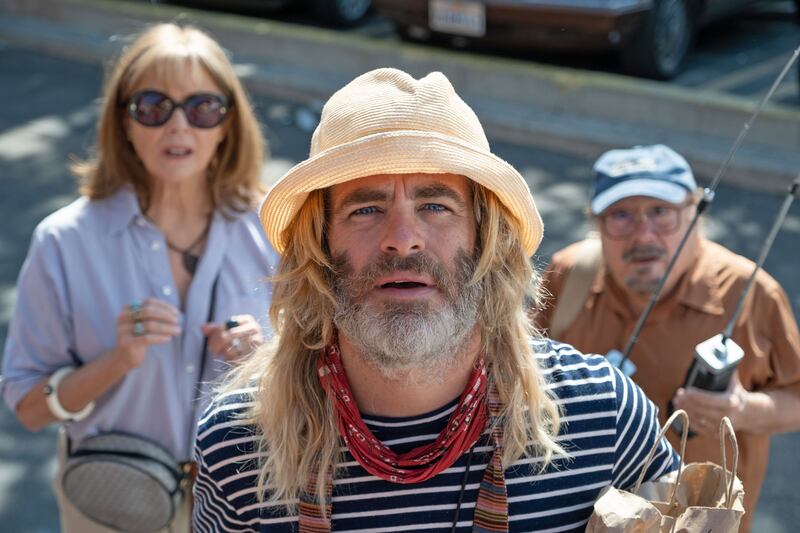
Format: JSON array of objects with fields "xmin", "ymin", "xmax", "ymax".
[{"xmin": 2, "ymin": 0, "xmax": 798, "ymax": 193}]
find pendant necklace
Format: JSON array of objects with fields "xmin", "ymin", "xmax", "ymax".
[{"xmin": 165, "ymin": 220, "xmax": 210, "ymax": 275}]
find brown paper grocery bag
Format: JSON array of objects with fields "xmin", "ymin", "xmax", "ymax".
[{"xmin": 586, "ymin": 411, "xmax": 745, "ymax": 533}]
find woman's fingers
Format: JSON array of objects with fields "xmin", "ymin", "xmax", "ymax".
[{"xmin": 116, "ymin": 299, "xmax": 181, "ymax": 348}]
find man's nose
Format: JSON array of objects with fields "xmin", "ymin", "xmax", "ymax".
[
  {"xmin": 380, "ymin": 208, "xmax": 424, "ymax": 256},
  {"xmin": 630, "ymin": 213, "xmax": 659, "ymax": 241}
]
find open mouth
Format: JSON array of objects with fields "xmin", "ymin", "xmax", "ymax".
[
  {"xmin": 373, "ymin": 273, "xmax": 436, "ymax": 299},
  {"xmin": 164, "ymin": 147, "xmax": 193, "ymax": 157},
  {"xmin": 380, "ymin": 281, "xmax": 429, "ymax": 289}
]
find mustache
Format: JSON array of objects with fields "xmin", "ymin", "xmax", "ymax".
[
  {"xmin": 328, "ymin": 251, "xmax": 476, "ymax": 300},
  {"xmin": 623, "ymin": 245, "xmax": 667, "ymax": 262}
]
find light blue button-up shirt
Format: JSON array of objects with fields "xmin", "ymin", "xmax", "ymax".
[{"xmin": 1, "ymin": 187, "xmax": 278, "ymax": 460}]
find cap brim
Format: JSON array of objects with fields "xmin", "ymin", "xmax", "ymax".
[
  {"xmin": 591, "ymin": 178, "xmax": 690, "ymax": 215},
  {"xmin": 260, "ymin": 130, "xmax": 543, "ymax": 256}
]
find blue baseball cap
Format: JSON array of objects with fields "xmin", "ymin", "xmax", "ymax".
[{"xmin": 590, "ymin": 144, "xmax": 697, "ymax": 215}]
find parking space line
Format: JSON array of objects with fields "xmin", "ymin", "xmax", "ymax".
[{"xmin": 700, "ymin": 52, "xmax": 794, "ymax": 93}]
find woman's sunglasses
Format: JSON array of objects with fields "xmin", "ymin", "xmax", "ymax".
[{"xmin": 125, "ymin": 90, "xmax": 230, "ymax": 129}]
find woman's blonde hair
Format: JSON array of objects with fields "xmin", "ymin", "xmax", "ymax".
[
  {"xmin": 226, "ymin": 182, "xmax": 564, "ymax": 510},
  {"xmin": 73, "ymin": 23, "xmax": 266, "ymax": 212}
]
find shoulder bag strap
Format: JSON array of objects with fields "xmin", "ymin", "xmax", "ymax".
[
  {"xmin": 548, "ymin": 237, "xmax": 603, "ymax": 340},
  {"xmin": 189, "ymin": 274, "xmax": 220, "ymax": 449},
  {"xmin": 197, "ymin": 273, "xmax": 220, "ymax": 390}
]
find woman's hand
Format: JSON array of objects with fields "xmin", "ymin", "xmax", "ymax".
[
  {"xmin": 114, "ymin": 299, "xmax": 181, "ymax": 371},
  {"xmin": 16, "ymin": 298, "xmax": 180, "ymax": 431},
  {"xmin": 201, "ymin": 314, "xmax": 263, "ymax": 362}
]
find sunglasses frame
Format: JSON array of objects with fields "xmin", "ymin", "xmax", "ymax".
[{"xmin": 124, "ymin": 90, "xmax": 231, "ymax": 129}]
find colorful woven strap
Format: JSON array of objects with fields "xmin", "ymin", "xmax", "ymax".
[
  {"xmin": 472, "ymin": 382, "xmax": 507, "ymax": 532},
  {"xmin": 298, "ymin": 462, "xmax": 332, "ymax": 533}
]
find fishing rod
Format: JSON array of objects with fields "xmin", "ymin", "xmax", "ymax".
[
  {"xmin": 606, "ymin": 45, "xmax": 800, "ymax": 378},
  {"xmin": 683, "ymin": 173, "xmax": 800, "ymax": 393},
  {"xmin": 667, "ymin": 172, "xmax": 800, "ymax": 437}
]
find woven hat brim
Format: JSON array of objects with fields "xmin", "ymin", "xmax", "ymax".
[{"xmin": 260, "ymin": 130, "xmax": 543, "ymax": 256}]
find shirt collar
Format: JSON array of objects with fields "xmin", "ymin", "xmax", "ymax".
[
  {"xmin": 105, "ymin": 186, "xmax": 145, "ymax": 236},
  {"xmin": 674, "ymin": 240, "xmax": 725, "ymax": 315}
]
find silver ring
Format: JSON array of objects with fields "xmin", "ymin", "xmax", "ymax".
[
  {"xmin": 133, "ymin": 320, "xmax": 145, "ymax": 337},
  {"xmin": 231, "ymin": 338, "xmax": 241, "ymax": 351},
  {"xmin": 129, "ymin": 301, "xmax": 142, "ymax": 321}
]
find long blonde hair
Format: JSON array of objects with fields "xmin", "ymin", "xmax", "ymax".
[
  {"xmin": 73, "ymin": 23, "xmax": 266, "ymax": 212},
  {"xmin": 226, "ymin": 183, "xmax": 564, "ymax": 509}
]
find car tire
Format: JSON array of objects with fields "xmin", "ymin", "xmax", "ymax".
[
  {"xmin": 392, "ymin": 22, "xmax": 422, "ymax": 42},
  {"xmin": 621, "ymin": 0, "xmax": 694, "ymax": 80},
  {"xmin": 313, "ymin": 0, "xmax": 371, "ymax": 26}
]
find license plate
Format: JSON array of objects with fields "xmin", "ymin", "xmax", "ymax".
[{"xmin": 429, "ymin": 0, "xmax": 486, "ymax": 38}]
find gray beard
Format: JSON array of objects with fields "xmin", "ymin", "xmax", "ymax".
[
  {"xmin": 625, "ymin": 269, "xmax": 661, "ymax": 294},
  {"xmin": 623, "ymin": 244, "xmax": 667, "ymax": 294},
  {"xmin": 330, "ymin": 251, "xmax": 482, "ymax": 381}
]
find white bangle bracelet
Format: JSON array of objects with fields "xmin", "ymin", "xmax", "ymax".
[{"xmin": 43, "ymin": 367, "xmax": 95, "ymax": 422}]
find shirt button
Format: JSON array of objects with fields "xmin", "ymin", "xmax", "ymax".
[
  {"xmin": 150, "ymin": 241, "xmax": 161, "ymax": 251},
  {"xmin": 136, "ymin": 218, "xmax": 146, "ymax": 227},
  {"xmin": 186, "ymin": 364, "xmax": 195, "ymax": 373},
  {"xmin": 162, "ymin": 285, "xmax": 173, "ymax": 296}
]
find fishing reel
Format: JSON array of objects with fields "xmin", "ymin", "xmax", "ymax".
[
  {"xmin": 684, "ymin": 334, "xmax": 744, "ymax": 392},
  {"xmin": 670, "ymin": 334, "xmax": 744, "ymax": 436}
]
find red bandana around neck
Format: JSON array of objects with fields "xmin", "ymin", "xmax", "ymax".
[
  {"xmin": 301, "ymin": 343, "xmax": 509, "ymax": 533},
  {"xmin": 316, "ymin": 342, "xmax": 490, "ymax": 483}
]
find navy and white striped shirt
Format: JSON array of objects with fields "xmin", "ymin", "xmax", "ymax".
[{"xmin": 193, "ymin": 341, "xmax": 678, "ymax": 532}]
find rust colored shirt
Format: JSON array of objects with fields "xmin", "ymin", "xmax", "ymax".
[{"xmin": 537, "ymin": 238, "xmax": 800, "ymax": 529}]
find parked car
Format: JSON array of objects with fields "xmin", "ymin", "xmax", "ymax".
[
  {"xmin": 178, "ymin": 0, "xmax": 372, "ymax": 26},
  {"xmin": 373, "ymin": 0, "xmax": 771, "ymax": 80}
]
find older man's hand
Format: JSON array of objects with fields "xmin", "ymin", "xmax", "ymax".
[{"xmin": 671, "ymin": 371, "xmax": 750, "ymax": 437}]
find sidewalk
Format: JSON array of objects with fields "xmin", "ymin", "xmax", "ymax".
[{"xmin": 2, "ymin": 0, "xmax": 799, "ymax": 193}]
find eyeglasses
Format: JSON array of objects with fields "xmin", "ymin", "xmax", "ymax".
[
  {"xmin": 598, "ymin": 204, "xmax": 687, "ymax": 239},
  {"xmin": 125, "ymin": 90, "xmax": 230, "ymax": 128}
]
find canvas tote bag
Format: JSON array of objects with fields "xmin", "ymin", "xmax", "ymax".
[{"xmin": 586, "ymin": 409, "xmax": 745, "ymax": 533}]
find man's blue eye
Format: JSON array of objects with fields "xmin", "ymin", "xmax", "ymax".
[
  {"xmin": 352, "ymin": 206, "xmax": 378, "ymax": 216},
  {"xmin": 422, "ymin": 204, "xmax": 447, "ymax": 212}
]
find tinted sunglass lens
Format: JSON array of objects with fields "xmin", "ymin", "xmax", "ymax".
[
  {"xmin": 184, "ymin": 94, "xmax": 227, "ymax": 128},
  {"xmin": 130, "ymin": 91, "xmax": 174, "ymax": 127},
  {"xmin": 127, "ymin": 91, "xmax": 227, "ymax": 128}
]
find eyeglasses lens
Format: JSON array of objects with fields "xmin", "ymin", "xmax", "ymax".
[
  {"xmin": 128, "ymin": 91, "xmax": 228, "ymax": 128},
  {"xmin": 602, "ymin": 206, "xmax": 680, "ymax": 238}
]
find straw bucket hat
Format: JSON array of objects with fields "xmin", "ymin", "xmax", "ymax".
[{"xmin": 259, "ymin": 68, "xmax": 543, "ymax": 256}]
